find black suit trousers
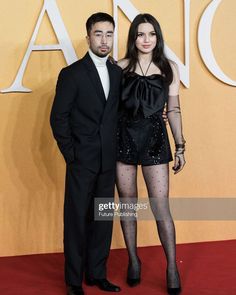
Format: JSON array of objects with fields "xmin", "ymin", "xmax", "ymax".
[{"xmin": 64, "ymin": 162, "xmax": 115, "ymax": 286}]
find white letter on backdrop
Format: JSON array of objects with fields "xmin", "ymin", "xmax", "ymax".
[
  {"xmin": 198, "ymin": 0, "xmax": 236, "ymax": 86},
  {"xmin": 1, "ymin": 0, "xmax": 78, "ymax": 93}
]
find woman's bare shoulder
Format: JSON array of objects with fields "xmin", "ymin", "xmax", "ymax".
[
  {"xmin": 168, "ymin": 60, "xmax": 179, "ymax": 76},
  {"xmin": 168, "ymin": 59, "xmax": 178, "ymax": 71},
  {"xmin": 117, "ymin": 58, "xmax": 129, "ymax": 69}
]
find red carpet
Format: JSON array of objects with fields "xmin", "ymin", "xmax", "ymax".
[{"xmin": 0, "ymin": 240, "xmax": 235, "ymax": 295}]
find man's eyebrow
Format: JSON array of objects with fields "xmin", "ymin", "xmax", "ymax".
[{"xmin": 94, "ymin": 30, "xmax": 114, "ymax": 33}]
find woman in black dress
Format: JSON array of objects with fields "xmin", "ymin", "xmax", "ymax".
[{"xmin": 116, "ymin": 14, "xmax": 186, "ymax": 295}]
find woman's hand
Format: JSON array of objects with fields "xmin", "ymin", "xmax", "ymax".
[{"xmin": 172, "ymin": 153, "xmax": 185, "ymax": 174}]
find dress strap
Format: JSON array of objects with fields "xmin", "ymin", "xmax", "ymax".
[{"xmin": 137, "ymin": 60, "xmax": 152, "ymax": 76}]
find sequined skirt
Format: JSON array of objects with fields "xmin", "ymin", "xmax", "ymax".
[{"xmin": 116, "ymin": 112, "xmax": 173, "ymax": 165}]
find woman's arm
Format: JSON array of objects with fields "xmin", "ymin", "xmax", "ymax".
[{"xmin": 167, "ymin": 61, "xmax": 186, "ymax": 174}]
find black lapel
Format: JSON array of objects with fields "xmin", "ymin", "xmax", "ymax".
[
  {"xmin": 81, "ymin": 52, "xmax": 106, "ymax": 103},
  {"xmin": 106, "ymin": 60, "xmax": 116, "ymax": 103},
  {"xmin": 102, "ymin": 60, "xmax": 119, "ymax": 120}
]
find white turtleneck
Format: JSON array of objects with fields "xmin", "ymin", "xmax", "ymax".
[{"xmin": 89, "ymin": 49, "xmax": 110, "ymax": 100}]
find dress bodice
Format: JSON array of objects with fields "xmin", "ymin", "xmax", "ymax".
[{"xmin": 121, "ymin": 72, "xmax": 168, "ymax": 118}]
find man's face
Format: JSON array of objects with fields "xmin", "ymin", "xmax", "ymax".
[{"xmin": 87, "ymin": 21, "xmax": 114, "ymax": 57}]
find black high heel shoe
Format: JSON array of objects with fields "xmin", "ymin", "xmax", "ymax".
[
  {"xmin": 126, "ymin": 258, "xmax": 141, "ymax": 287},
  {"xmin": 166, "ymin": 269, "xmax": 182, "ymax": 295}
]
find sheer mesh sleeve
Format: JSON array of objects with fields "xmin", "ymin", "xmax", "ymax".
[
  {"xmin": 167, "ymin": 61, "xmax": 186, "ymax": 173},
  {"xmin": 167, "ymin": 95, "xmax": 185, "ymax": 146},
  {"xmin": 167, "ymin": 61, "xmax": 185, "ymax": 146}
]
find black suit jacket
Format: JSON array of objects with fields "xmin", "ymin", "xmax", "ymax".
[{"xmin": 50, "ymin": 52, "xmax": 122, "ymax": 172}]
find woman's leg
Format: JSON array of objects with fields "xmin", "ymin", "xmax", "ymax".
[
  {"xmin": 116, "ymin": 161, "xmax": 140, "ymax": 280},
  {"xmin": 142, "ymin": 164, "xmax": 180, "ymax": 289}
]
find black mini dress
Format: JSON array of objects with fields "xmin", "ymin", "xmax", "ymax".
[{"xmin": 116, "ymin": 72, "xmax": 173, "ymax": 165}]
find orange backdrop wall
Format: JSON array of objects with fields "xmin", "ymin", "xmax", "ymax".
[{"xmin": 0, "ymin": 0, "xmax": 236, "ymax": 256}]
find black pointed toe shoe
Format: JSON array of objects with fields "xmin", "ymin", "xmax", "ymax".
[
  {"xmin": 167, "ymin": 286, "xmax": 182, "ymax": 295},
  {"xmin": 126, "ymin": 258, "xmax": 141, "ymax": 287},
  {"xmin": 166, "ymin": 269, "xmax": 182, "ymax": 295},
  {"xmin": 127, "ymin": 276, "xmax": 141, "ymax": 287}
]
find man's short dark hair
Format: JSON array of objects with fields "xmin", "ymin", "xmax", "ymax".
[{"xmin": 86, "ymin": 12, "xmax": 115, "ymax": 35}]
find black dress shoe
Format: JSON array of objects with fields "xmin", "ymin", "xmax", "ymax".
[
  {"xmin": 66, "ymin": 285, "xmax": 84, "ymax": 295},
  {"xmin": 126, "ymin": 258, "xmax": 141, "ymax": 287},
  {"xmin": 85, "ymin": 278, "xmax": 121, "ymax": 292}
]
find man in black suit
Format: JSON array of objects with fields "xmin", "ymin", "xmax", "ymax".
[{"xmin": 50, "ymin": 12, "xmax": 122, "ymax": 295}]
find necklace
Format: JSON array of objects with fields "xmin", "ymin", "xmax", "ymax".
[{"xmin": 137, "ymin": 60, "xmax": 152, "ymax": 76}]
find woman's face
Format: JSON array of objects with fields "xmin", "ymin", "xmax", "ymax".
[{"xmin": 135, "ymin": 22, "xmax": 157, "ymax": 54}]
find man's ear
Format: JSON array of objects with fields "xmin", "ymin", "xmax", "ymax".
[{"xmin": 86, "ymin": 35, "xmax": 90, "ymax": 46}]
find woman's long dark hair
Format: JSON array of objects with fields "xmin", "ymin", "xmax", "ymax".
[{"xmin": 124, "ymin": 13, "xmax": 173, "ymax": 85}]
